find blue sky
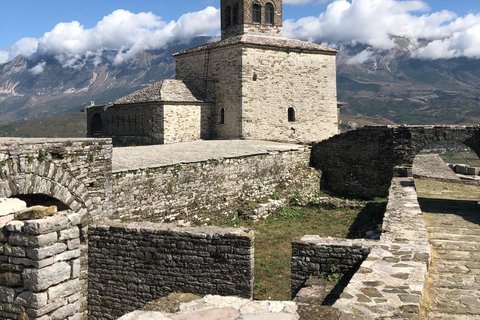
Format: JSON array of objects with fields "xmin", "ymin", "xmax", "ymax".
[{"xmin": 1, "ymin": 0, "xmax": 480, "ymax": 65}]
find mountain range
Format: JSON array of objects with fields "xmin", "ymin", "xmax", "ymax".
[{"xmin": 1, "ymin": 36, "xmax": 480, "ymax": 128}]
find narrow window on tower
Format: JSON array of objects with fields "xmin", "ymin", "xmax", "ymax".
[
  {"xmin": 225, "ymin": 6, "xmax": 231, "ymax": 28},
  {"xmin": 233, "ymin": 3, "xmax": 239, "ymax": 25},
  {"xmin": 252, "ymin": 2, "xmax": 261, "ymax": 24},
  {"xmin": 288, "ymin": 108, "xmax": 296, "ymax": 122},
  {"xmin": 220, "ymin": 108, "xmax": 225, "ymax": 124},
  {"xmin": 265, "ymin": 3, "xmax": 274, "ymax": 25}
]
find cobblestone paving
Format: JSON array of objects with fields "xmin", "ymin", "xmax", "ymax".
[{"xmin": 420, "ymin": 196, "xmax": 480, "ymax": 319}]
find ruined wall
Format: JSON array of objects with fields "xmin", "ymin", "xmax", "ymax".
[
  {"xmin": 110, "ymin": 148, "xmax": 320, "ymax": 224},
  {"xmin": 88, "ymin": 221, "xmax": 254, "ymax": 320},
  {"xmin": 0, "ymin": 203, "xmax": 83, "ymax": 320},
  {"xmin": 242, "ymin": 47, "xmax": 338, "ymax": 143}
]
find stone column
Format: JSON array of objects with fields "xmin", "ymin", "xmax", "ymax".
[{"xmin": 0, "ymin": 199, "xmax": 83, "ymax": 320}]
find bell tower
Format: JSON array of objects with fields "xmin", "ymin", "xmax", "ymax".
[{"xmin": 221, "ymin": 0, "xmax": 283, "ymax": 40}]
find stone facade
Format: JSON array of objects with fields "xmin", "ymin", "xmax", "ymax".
[
  {"xmin": 88, "ymin": 0, "xmax": 339, "ymax": 145},
  {"xmin": 88, "ymin": 221, "xmax": 254, "ymax": 320},
  {"xmin": 312, "ymin": 125, "xmax": 480, "ymax": 198},
  {"xmin": 109, "ymin": 147, "xmax": 320, "ymax": 224},
  {"xmin": 0, "ymin": 203, "xmax": 84, "ymax": 320}
]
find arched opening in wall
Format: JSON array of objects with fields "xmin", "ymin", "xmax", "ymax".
[
  {"xmin": 288, "ymin": 107, "xmax": 296, "ymax": 122},
  {"xmin": 91, "ymin": 113, "xmax": 103, "ymax": 135},
  {"xmin": 12, "ymin": 194, "xmax": 71, "ymax": 211},
  {"xmin": 233, "ymin": 3, "xmax": 239, "ymax": 25},
  {"xmin": 265, "ymin": 3, "xmax": 274, "ymax": 25},
  {"xmin": 220, "ymin": 108, "xmax": 225, "ymax": 124},
  {"xmin": 413, "ymin": 141, "xmax": 480, "ymax": 316},
  {"xmin": 252, "ymin": 2, "xmax": 261, "ymax": 24},
  {"xmin": 225, "ymin": 6, "xmax": 232, "ymax": 27}
]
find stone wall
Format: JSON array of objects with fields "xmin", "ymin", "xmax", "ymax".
[
  {"xmin": 291, "ymin": 237, "xmax": 371, "ymax": 297},
  {"xmin": 241, "ymin": 47, "xmax": 338, "ymax": 143},
  {"xmin": 88, "ymin": 221, "xmax": 254, "ymax": 320},
  {"xmin": 0, "ymin": 202, "xmax": 83, "ymax": 320},
  {"xmin": 175, "ymin": 40, "xmax": 338, "ymax": 143},
  {"xmin": 291, "ymin": 178, "xmax": 431, "ymax": 319},
  {"xmin": 313, "ymin": 125, "xmax": 480, "ymax": 199},
  {"xmin": 110, "ymin": 147, "xmax": 320, "ymax": 224},
  {"xmin": 88, "ymin": 103, "xmax": 213, "ymax": 147}
]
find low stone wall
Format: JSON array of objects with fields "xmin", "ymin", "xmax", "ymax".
[
  {"xmin": 291, "ymin": 238, "xmax": 371, "ymax": 297},
  {"xmin": 110, "ymin": 148, "xmax": 319, "ymax": 224},
  {"xmin": 292, "ymin": 178, "xmax": 431, "ymax": 319},
  {"xmin": 0, "ymin": 202, "xmax": 83, "ymax": 320},
  {"xmin": 88, "ymin": 221, "xmax": 254, "ymax": 320}
]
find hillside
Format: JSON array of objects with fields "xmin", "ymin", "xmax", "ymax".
[{"xmin": 1, "ymin": 37, "xmax": 480, "ymax": 126}]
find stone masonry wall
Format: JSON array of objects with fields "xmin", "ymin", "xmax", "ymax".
[
  {"xmin": 291, "ymin": 238, "xmax": 371, "ymax": 297},
  {"xmin": 175, "ymin": 46, "xmax": 243, "ymax": 139},
  {"xmin": 242, "ymin": 47, "xmax": 338, "ymax": 143},
  {"xmin": 292, "ymin": 178, "xmax": 431, "ymax": 319},
  {"xmin": 88, "ymin": 221, "xmax": 254, "ymax": 320},
  {"xmin": 163, "ymin": 104, "xmax": 213, "ymax": 143},
  {"xmin": 0, "ymin": 203, "xmax": 83, "ymax": 320},
  {"xmin": 110, "ymin": 148, "xmax": 320, "ymax": 224}
]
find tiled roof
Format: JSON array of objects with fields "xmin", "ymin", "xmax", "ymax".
[
  {"xmin": 113, "ymin": 80, "xmax": 211, "ymax": 105},
  {"xmin": 173, "ymin": 35, "xmax": 338, "ymax": 56}
]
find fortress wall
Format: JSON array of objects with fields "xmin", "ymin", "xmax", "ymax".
[
  {"xmin": 241, "ymin": 48, "xmax": 338, "ymax": 143},
  {"xmin": 0, "ymin": 204, "xmax": 84, "ymax": 320},
  {"xmin": 88, "ymin": 221, "xmax": 254, "ymax": 320},
  {"xmin": 110, "ymin": 147, "xmax": 320, "ymax": 224}
]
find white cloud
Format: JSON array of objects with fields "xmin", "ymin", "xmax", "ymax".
[
  {"xmin": 29, "ymin": 61, "xmax": 46, "ymax": 75},
  {"xmin": 2, "ymin": 7, "xmax": 219, "ymax": 67},
  {"xmin": 284, "ymin": 0, "xmax": 480, "ymax": 60},
  {"xmin": 346, "ymin": 48, "xmax": 375, "ymax": 64}
]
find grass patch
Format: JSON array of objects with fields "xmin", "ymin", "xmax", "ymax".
[{"xmin": 225, "ymin": 199, "xmax": 386, "ymax": 301}]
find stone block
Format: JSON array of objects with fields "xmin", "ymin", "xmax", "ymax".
[
  {"xmin": 48, "ymin": 279, "xmax": 80, "ymax": 301},
  {"xmin": 71, "ymin": 259, "xmax": 81, "ymax": 278},
  {"xmin": 59, "ymin": 227, "xmax": 80, "ymax": 241},
  {"xmin": 466, "ymin": 167, "xmax": 476, "ymax": 175},
  {"xmin": 9, "ymin": 232, "xmax": 57, "ymax": 248},
  {"xmin": 23, "ymin": 215, "xmax": 69, "ymax": 235},
  {"xmin": 15, "ymin": 206, "xmax": 58, "ymax": 221},
  {"xmin": 0, "ymin": 285, "xmax": 15, "ymax": 303},
  {"xmin": 26, "ymin": 298, "xmax": 67, "ymax": 317},
  {"xmin": 0, "ymin": 272, "xmax": 22, "ymax": 286},
  {"xmin": 26, "ymin": 243, "xmax": 67, "ymax": 260},
  {"xmin": 23, "ymin": 262, "xmax": 71, "ymax": 291},
  {"xmin": 54, "ymin": 249, "xmax": 80, "ymax": 263},
  {"xmin": 0, "ymin": 198, "xmax": 27, "ymax": 217},
  {"xmin": 15, "ymin": 291, "xmax": 48, "ymax": 308},
  {"xmin": 5, "ymin": 220, "xmax": 24, "ymax": 232},
  {"xmin": 10, "ymin": 256, "xmax": 54, "ymax": 268},
  {"xmin": 4, "ymin": 243, "xmax": 26, "ymax": 257},
  {"xmin": 455, "ymin": 164, "xmax": 466, "ymax": 174},
  {"xmin": 67, "ymin": 238, "xmax": 80, "ymax": 250},
  {"xmin": 50, "ymin": 301, "xmax": 80, "ymax": 320}
]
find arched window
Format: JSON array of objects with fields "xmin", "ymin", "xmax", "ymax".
[
  {"xmin": 252, "ymin": 2, "xmax": 261, "ymax": 24},
  {"xmin": 225, "ymin": 6, "xmax": 231, "ymax": 27},
  {"xmin": 220, "ymin": 108, "xmax": 225, "ymax": 124},
  {"xmin": 91, "ymin": 113, "xmax": 103, "ymax": 134},
  {"xmin": 288, "ymin": 108, "xmax": 296, "ymax": 122},
  {"xmin": 265, "ymin": 3, "xmax": 274, "ymax": 25},
  {"xmin": 233, "ymin": 3, "xmax": 239, "ymax": 25}
]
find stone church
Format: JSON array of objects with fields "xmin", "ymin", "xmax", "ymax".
[{"xmin": 87, "ymin": 0, "xmax": 339, "ymax": 146}]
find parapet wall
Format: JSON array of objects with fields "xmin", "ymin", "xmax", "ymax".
[
  {"xmin": 88, "ymin": 221, "xmax": 254, "ymax": 320},
  {"xmin": 0, "ymin": 203, "xmax": 83, "ymax": 320},
  {"xmin": 111, "ymin": 147, "xmax": 319, "ymax": 223}
]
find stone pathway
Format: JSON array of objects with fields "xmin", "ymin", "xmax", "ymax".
[{"xmin": 419, "ymin": 195, "xmax": 480, "ymax": 319}]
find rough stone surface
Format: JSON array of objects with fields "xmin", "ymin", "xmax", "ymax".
[
  {"xmin": 23, "ymin": 261, "xmax": 71, "ymax": 291},
  {"xmin": 312, "ymin": 125, "xmax": 480, "ymax": 198},
  {"xmin": 0, "ymin": 198, "xmax": 27, "ymax": 217},
  {"xmin": 16, "ymin": 205, "xmax": 58, "ymax": 221},
  {"xmin": 88, "ymin": 222, "xmax": 254, "ymax": 319}
]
